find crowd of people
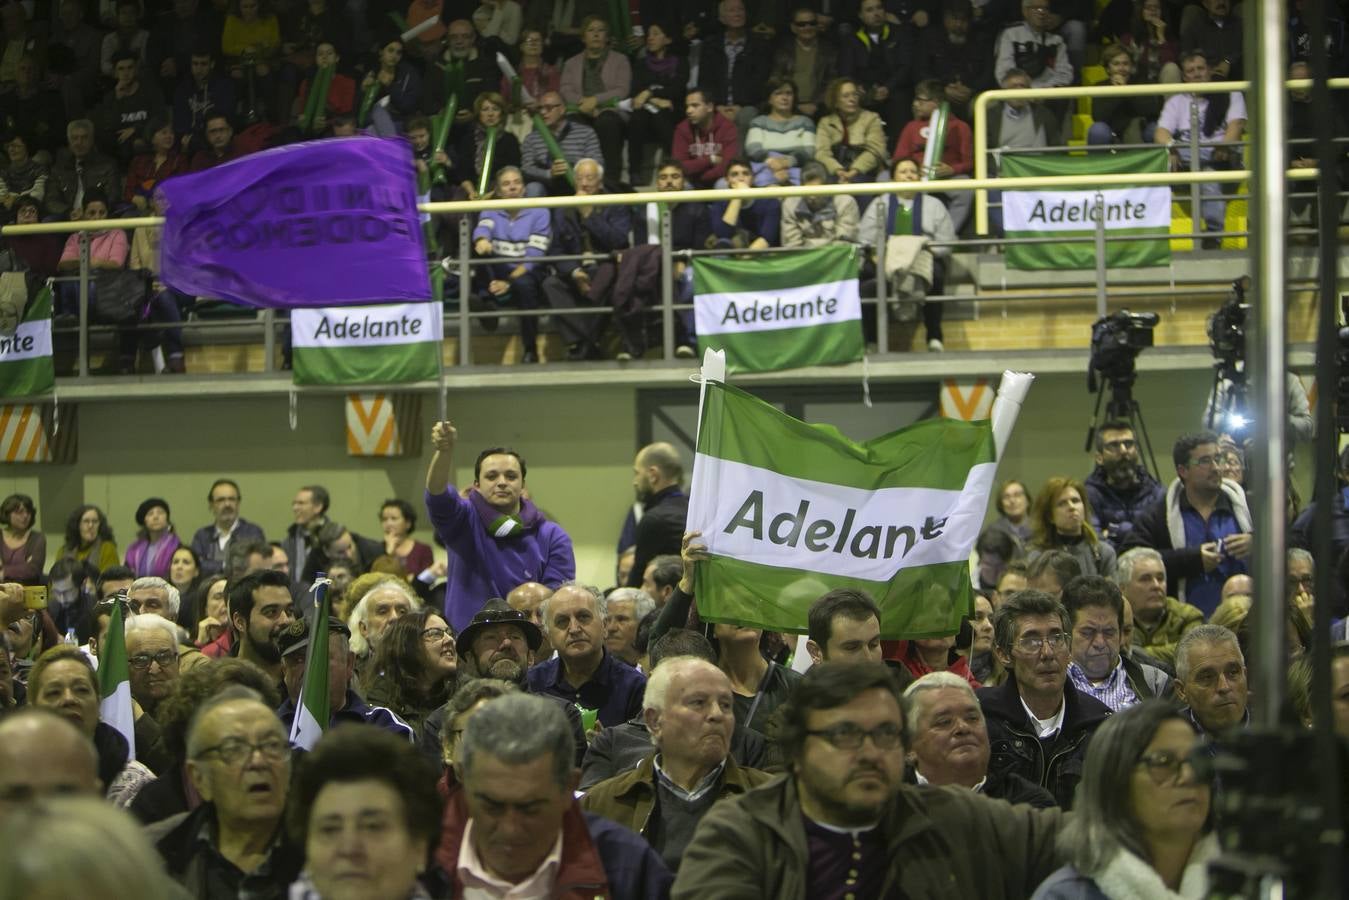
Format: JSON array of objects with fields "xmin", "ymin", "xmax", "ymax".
[
  {"xmin": 1, "ymin": 406, "xmax": 1346, "ymax": 898},
  {"xmin": 2, "ymin": 0, "xmax": 1343, "ymax": 366}
]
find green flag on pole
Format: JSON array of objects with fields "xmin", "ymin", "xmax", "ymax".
[
  {"xmin": 288, "ymin": 578, "xmax": 331, "ymax": 750},
  {"xmin": 0, "ymin": 285, "xmax": 55, "ymax": 398},
  {"xmin": 687, "ymin": 351, "xmax": 1033, "ymax": 638},
  {"xmin": 693, "ymin": 244, "xmax": 863, "ymax": 375},
  {"xmin": 291, "ymin": 302, "xmax": 443, "ymax": 385},
  {"xmin": 1001, "ymin": 148, "xmax": 1172, "ymax": 270},
  {"xmin": 97, "ymin": 598, "xmax": 136, "ymax": 760}
]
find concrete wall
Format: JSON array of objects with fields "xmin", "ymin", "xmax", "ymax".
[{"xmin": 1, "ymin": 368, "xmax": 1313, "ymax": 588}]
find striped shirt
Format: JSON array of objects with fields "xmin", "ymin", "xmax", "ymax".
[{"xmin": 1067, "ymin": 660, "xmax": 1139, "ymax": 712}]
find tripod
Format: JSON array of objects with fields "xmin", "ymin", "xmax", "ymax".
[
  {"xmin": 1206, "ymin": 357, "xmax": 1249, "ymax": 434},
  {"xmin": 1085, "ymin": 368, "xmax": 1161, "ymax": 480}
]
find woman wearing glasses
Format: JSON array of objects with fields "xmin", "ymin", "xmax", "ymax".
[
  {"xmin": 365, "ymin": 608, "xmax": 459, "ymax": 737},
  {"xmin": 1032, "ymin": 700, "xmax": 1215, "ymax": 898}
]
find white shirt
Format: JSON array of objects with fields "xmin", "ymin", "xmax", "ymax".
[
  {"xmin": 1020, "ymin": 695, "xmax": 1065, "ymax": 739},
  {"xmin": 213, "ymin": 518, "xmax": 241, "ymax": 551},
  {"xmin": 914, "ymin": 770, "xmax": 987, "ymax": 793},
  {"xmin": 458, "ymin": 819, "xmax": 563, "ymax": 900}
]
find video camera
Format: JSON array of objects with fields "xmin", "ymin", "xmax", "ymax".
[
  {"xmin": 1208, "ymin": 276, "xmax": 1250, "ymax": 367},
  {"xmin": 1088, "ymin": 310, "xmax": 1159, "ymax": 390}
]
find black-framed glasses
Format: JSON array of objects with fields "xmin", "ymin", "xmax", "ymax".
[
  {"xmin": 422, "ymin": 626, "xmax": 453, "ymax": 644},
  {"xmin": 1186, "ymin": 455, "xmax": 1220, "ymax": 468},
  {"xmin": 805, "ymin": 722, "xmax": 903, "ymax": 751},
  {"xmin": 1136, "ymin": 748, "xmax": 1202, "ymax": 786},
  {"xmin": 195, "ymin": 736, "xmax": 290, "ymax": 766},
  {"xmin": 128, "ymin": 650, "xmax": 178, "ymax": 670},
  {"xmin": 1013, "ymin": 632, "xmax": 1069, "ymax": 655}
]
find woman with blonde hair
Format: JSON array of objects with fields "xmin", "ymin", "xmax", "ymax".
[{"xmin": 1028, "ymin": 476, "xmax": 1117, "ymax": 577}]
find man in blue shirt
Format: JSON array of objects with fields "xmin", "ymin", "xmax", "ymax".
[
  {"xmin": 527, "ymin": 582, "xmax": 646, "ymax": 729},
  {"xmin": 1124, "ymin": 431, "xmax": 1252, "ymax": 618}
]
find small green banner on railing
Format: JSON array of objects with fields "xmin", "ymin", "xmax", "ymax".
[{"xmin": 1002, "ymin": 148, "xmax": 1172, "ymax": 270}]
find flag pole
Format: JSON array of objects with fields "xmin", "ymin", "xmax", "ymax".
[{"xmin": 289, "ymin": 573, "xmax": 332, "ymax": 750}]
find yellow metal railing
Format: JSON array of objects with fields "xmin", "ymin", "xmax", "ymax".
[{"xmin": 972, "ymin": 77, "xmax": 1349, "ymax": 234}]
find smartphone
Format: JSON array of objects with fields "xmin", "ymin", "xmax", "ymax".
[{"xmin": 23, "ymin": 585, "xmax": 48, "ymax": 610}]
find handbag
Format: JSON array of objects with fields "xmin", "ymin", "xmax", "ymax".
[{"xmin": 91, "ymin": 270, "xmax": 146, "ymax": 323}]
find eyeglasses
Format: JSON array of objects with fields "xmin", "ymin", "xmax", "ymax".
[
  {"xmin": 1136, "ymin": 749, "xmax": 1201, "ymax": 786},
  {"xmin": 1012, "ymin": 632, "xmax": 1069, "ymax": 655},
  {"xmin": 1186, "ymin": 455, "xmax": 1220, "ymax": 468},
  {"xmin": 540, "ymin": 102, "xmax": 564, "ymax": 111},
  {"xmin": 195, "ymin": 736, "xmax": 290, "ymax": 766},
  {"xmin": 422, "ymin": 626, "xmax": 453, "ymax": 643},
  {"xmin": 805, "ymin": 722, "xmax": 903, "ymax": 751},
  {"xmin": 128, "ymin": 649, "xmax": 178, "ymax": 670}
]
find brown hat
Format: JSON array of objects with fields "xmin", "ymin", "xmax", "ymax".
[{"xmin": 455, "ymin": 598, "xmax": 543, "ymax": 658}]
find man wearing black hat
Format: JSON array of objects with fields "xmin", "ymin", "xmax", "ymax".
[
  {"xmin": 275, "ymin": 615, "xmax": 415, "ymax": 740},
  {"xmin": 419, "ymin": 599, "xmax": 588, "ymax": 764}
]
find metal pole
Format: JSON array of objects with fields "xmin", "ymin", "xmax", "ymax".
[
  {"xmin": 1245, "ymin": 0, "xmax": 1288, "ymax": 727},
  {"xmin": 660, "ymin": 203, "xmax": 674, "ymax": 360},
  {"xmin": 874, "ymin": 209, "xmax": 888, "ymax": 353},
  {"xmin": 1188, "ymin": 97, "xmax": 1202, "ymax": 241},
  {"xmin": 457, "ymin": 217, "xmax": 471, "ymax": 367},
  {"xmin": 1092, "ymin": 192, "xmax": 1107, "ymax": 317},
  {"xmin": 77, "ymin": 234, "xmax": 89, "ymax": 378},
  {"xmin": 262, "ymin": 309, "xmax": 275, "ymax": 372}
]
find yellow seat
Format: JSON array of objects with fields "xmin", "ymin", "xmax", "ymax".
[
  {"xmin": 1169, "ymin": 201, "xmax": 1196, "ymax": 252},
  {"xmin": 1223, "ymin": 191, "xmax": 1248, "ymax": 250}
]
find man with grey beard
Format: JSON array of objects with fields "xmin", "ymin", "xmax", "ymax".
[{"xmin": 419, "ymin": 599, "xmax": 587, "ymax": 763}]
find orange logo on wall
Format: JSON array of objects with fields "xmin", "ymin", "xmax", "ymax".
[
  {"xmin": 346, "ymin": 394, "xmax": 403, "ymax": 457},
  {"xmin": 0, "ymin": 405, "xmax": 50, "ymax": 462},
  {"xmin": 940, "ymin": 380, "xmax": 993, "ymax": 421}
]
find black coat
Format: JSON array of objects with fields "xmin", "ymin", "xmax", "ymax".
[
  {"xmin": 837, "ymin": 23, "xmax": 915, "ymax": 93},
  {"xmin": 625, "ymin": 485, "xmax": 688, "ymax": 589},
  {"xmin": 977, "ymin": 676, "xmax": 1112, "ymax": 809},
  {"xmin": 697, "ymin": 33, "xmax": 773, "ymax": 108}
]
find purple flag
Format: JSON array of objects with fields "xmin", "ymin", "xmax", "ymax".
[{"xmin": 158, "ymin": 137, "xmax": 431, "ymax": 308}]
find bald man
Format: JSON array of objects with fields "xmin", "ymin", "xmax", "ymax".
[
  {"xmin": 0, "ymin": 709, "xmax": 102, "ymax": 810},
  {"xmin": 626, "ymin": 443, "xmax": 689, "ymax": 588},
  {"xmin": 508, "ymin": 581, "xmax": 554, "ymax": 658}
]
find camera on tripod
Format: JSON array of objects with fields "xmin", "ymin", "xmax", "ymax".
[
  {"xmin": 1208, "ymin": 276, "xmax": 1250, "ymax": 368},
  {"xmin": 1089, "ymin": 310, "xmax": 1160, "ymax": 389}
]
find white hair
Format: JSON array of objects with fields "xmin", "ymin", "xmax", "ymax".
[
  {"xmin": 642, "ymin": 655, "xmax": 720, "ymax": 713},
  {"xmin": 123, "ymin": 613, "xmax": 181, "ymax": 647},
  {"xmin": 129, "ymin": 576, "xmax": 180, "ymax": 618},
  {"xmin": 574, "ymin": 157, "xmax": 603, "ymax": 178},
  {"xmin": 347, "ymin": 579, "xmax": 422, "ymax": 656},
  {"xmin": 1175, "ymin": 623, "xmax": 1244, "ymax": 682},
  {"xmin": 602, "ymin": 587, "xmax": 656, "ymax": 623},
  {"xmin": 901, "ymin": 671, "xmax": 981, "ymax": 743},
  {"xmin": 1114, "ymin": 547, "xmax": 1164, "ymax": 588}
]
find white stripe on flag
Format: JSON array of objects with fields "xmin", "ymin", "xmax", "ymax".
[
  {"xmin": 289, "ymin": 692, "xmax": 325, "ymax": 751},
  {"xmin": 0, "ymin": 319, "xmax": 53, "ymax": 362},
  {"xmin": 695, "ymin": 279, "xmax": 861, "ymax": 337},
  {"xmin": 1003, "ymin": 187, "xmax": 1172, "ymax": 232},
  {"xmin": 100, "ymin": 683, "xmax": 136, "ymax": 762},
  {"xmin": 689, "ymin": 454, "xmax": 998, "ymax": 581},
  {"xmin": 292, "ymin": 302, "xmax": 443, "ymax": 349},
  {"xmin": 492, "ymin": 520, "xmax": 516, "ymax": 538}
]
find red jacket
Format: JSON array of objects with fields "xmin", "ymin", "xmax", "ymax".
[
  {"xmin": 671, "ymin": 113, "xmax": 739, "ymax": 188},
  {"xmin": 891, "ymin": 115, "xmax": 973, "ymax": 176},
  {"xmin": 884, "ymin": 640, "xmax": 982, "ymax": 689}
]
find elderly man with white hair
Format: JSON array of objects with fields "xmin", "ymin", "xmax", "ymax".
[
  {"xmin": 603, "ymin": 587, "xmax": 656, "ymax": 668},
  {"xmin": 903, "ymin": 671, "xmax": 1057, "ymax": 807},
  {"xmin": 123, "ymin": 613, "xmax": 183, "ymax": 774},
  {"xmin": 581, "ymin": 655, "xmax": 773, "ymax": 871},
  {"xmin": 116, "ymin": 577, "xmax": 207, "ymax": 673},
  {"xmin": 345, "ymin": 578, "xmax": 422, "ymax": 680}
]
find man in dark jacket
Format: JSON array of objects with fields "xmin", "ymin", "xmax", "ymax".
[
  {"xmin": 917, "ymin": 0, "xmax": 995, "ymax": 122},
  {"xmin": 672, "ymin": 662, "xmax": 1063, "ymax": 898},
  {"xmin": 902, "ymin": 670, "xmax": 1058, "ymax": 807},
  {"xmin": 147, "ymin": 690, "xmax": 301, "ymax": 899},
  {"xmin": 581, "ymin": 657, "xmax": 775, "ymax": 871},
  {"xmin": 977, "ymin": 589, "xmax": 1111, "ymax": 809},
  {"xmin": 697, "ymin": 0, "xmax": 773, "ymax": 141},
  {"xmin": 1083, "ymin": 420, "xmax": 1165, "ymax": 552},
  {"xmin": 45, "ymin": 119, "xmax": 123, "ymax": 220},
  {"xmin": 625, "ymin": 443, "xmax": 689, "ymax": 589},
  {"xmin": 435, "ymin": 693, "xmax": 674, "ymax": 897},
  {"xmin": 837, "ymin": 0, "xmax": 916, "ymax": 137}
]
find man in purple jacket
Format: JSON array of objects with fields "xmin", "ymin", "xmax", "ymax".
[{"xmin": 424, "ymin": 421, "xmax": 576, "ymax": 632}]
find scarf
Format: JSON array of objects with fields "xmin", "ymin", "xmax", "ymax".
[
  {"xmin": 1093, "ymin": 833, "xmax": 1217, "ymax": 900},
  {"xmin": 468, "ymin": 489, "xmax": 543, "ymax": 539},
  {"xmin": 886, "ymin": 193, "xmax": 924, "ymax": 236}
]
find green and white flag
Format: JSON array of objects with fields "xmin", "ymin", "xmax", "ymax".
[
  {"xmin": 292, "ymin": 301, "xmax": 443, "ymax": 385},
  {"xmin": 288, "ymin": 580, "xmax": 332, "ymax": 751},
  {"xmin": 97, "ymin": 598, "xmax": 136, "ymax": 761},
  {"xmin": 0, "ymin": 285, "xmax": 54, "ymax": 397},
  {"xmin": 688, "ymin": 350, "xmax": 1033, "ymax": 638},
  {"xmin": 1002, "ymin": 148, "xmax": 1171, "ymax": 270},
  {"xmin": 693, "ymin": 244, "xmax": 863, "ymax": 374}
]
